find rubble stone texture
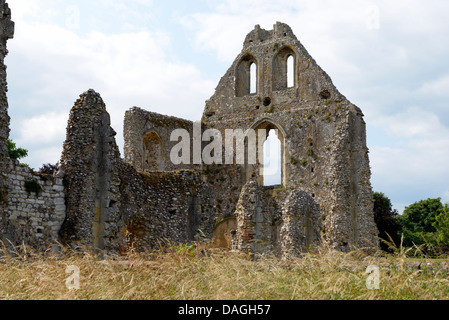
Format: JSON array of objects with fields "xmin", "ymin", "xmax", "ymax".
[{"xmin": 0, "ymin": 2, "xmax": 378, "ymax": 258}]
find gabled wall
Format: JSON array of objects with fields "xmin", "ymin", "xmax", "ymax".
[{"xmin": 199, "ymin": 22, "xmax": 378, "ymax": 252}]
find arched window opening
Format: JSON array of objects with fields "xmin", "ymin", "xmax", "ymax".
[
  {"xmin": 235, "ymin": 55, "xmax": 257, "ymax": 97},
  {"xmin": 263, "ymin": 129, "xmax": 281, "ymax": 186},
  {"xmin": 287, "ymin": 55, "xmax": 294, "ymax": 88},
  {"xmin": 143, "ymin": 131, "xmax": 164, "ymax": 171},
  {"xmin": 272, "ymin": 47, "xmax": 296, "ymax": 91},
  {"xmin": 250, "ymin": 62, "xmax": 257, "ymax": 94}
]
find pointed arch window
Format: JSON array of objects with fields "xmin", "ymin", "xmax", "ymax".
[
  {"xmin": 244, "ymin": 120, "xmax": 285, "ymax": 187},
  {"xmin": 262, "ymin": 129, "xmax": 281, "ymax": 186},
  {"xmin": 272, "ymin": 47, "xmax": 296, "ymax": 91},
  {"xmin": 235, "ymin": 54, "xmax": 258, "ymax": 97}
]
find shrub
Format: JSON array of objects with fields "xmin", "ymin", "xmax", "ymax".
[
  {"xmin": 24, "ymin": 179, "xmax": 42, "ymax": 196},
  {"xmin": 399, "ymin": 198, "xmax": 444, "ymax": 250},
  {"xmin": 433, "ymin": 203, "xmax": 449, "ymax": 246},
  {"xmin": 7, "ymin": 139, "xmax": 28, "ymax": 160}
]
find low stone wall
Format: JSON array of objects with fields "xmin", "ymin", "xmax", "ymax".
[
  {"xmin": 121, "ymin": 168, "xmax": 214, "ymax": 251},
  {"xmin": 0, "ymin": 159, "xmax": 65, "ymax": 247}
]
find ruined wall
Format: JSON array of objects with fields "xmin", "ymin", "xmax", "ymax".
[
  {"xmin": 280, "ymin": 190, "xmax": 321, "ymax": 258},
  {"xmin": 0, "ymin": 0, "xmax": 13, "ymax": 161},
  {"xmin": 234, "ymin": 180, "xmax": 273, "ymax": 254},
  {"xmin": 122, "ymin": 22, "xmax": 378, "ymax": 254},
  {"xmin": 0, "ymin": 1, "xmax": 14, "ymax": 235},
  {"xmin": 198, "ymin": 22, "xmax": 378, "ymax": 252},
  {"xmin": 119, "ymin": 167, "xmax": 214, "ymax": 251},
  {"xmin": 234, "ymin": 180, "xmax": 322, "ymax": 259},
  {"xmin": 58, "ymin": 89, "xmax": 122, "ymax": 250},
  {"xmin": 59, "ymin": 90, "xmax": 214, "ymax": 251},
  {"xmin": 124, "ymin": 107, "xmax": 198, "ymax": 172},
  {"xmin": 0, "ymin": 160, "xmax": 65, "ymax": 246}
]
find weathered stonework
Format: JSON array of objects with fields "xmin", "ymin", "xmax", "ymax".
[
  {"xmin": 280, "ymin": 190, "xmax": 321, "ymax": 258},
  {"xmin": 0, "ymin": 0, "xmax": 13, "ymax": 156},
  {"xmin": 1, "ymin": 161, "xmax": 65, "ymax": 246},
  {"xmin": 196, "ymin": 22, "xmax": 378, "ymax": 253},
  {"xmin": 0, "ymin": 3, "xmax": 378, "ymax": 258},
  {"xmin": 58, "ymin": 89, "xmax": 214, "ymax": 252}
]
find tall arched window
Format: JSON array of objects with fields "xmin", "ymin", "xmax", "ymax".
[
  {"xmin": 235, "ymin": 54, "xmax": 257, "ymax": 97},
  {"xmin": 272, "ymin": 47, "xmax": 296, "ymax": 91},
  {"xmin": 262, "ymin": 129, "xmax": 281, "ymax": 186},
  {"xmin": 245, "ymin": 120, "xmax": 285, "ymax": 187}
]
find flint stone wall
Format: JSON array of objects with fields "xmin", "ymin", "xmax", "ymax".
[{"xmin": 59, "ymin": 89, "xmax": 214, "ymax": 251}]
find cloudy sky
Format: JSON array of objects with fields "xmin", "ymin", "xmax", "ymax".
[{"xmin": 4, "ymin": 0, "xmax": 449, "ymax": 213}]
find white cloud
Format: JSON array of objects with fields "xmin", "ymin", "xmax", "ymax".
[
  {"xmin": 368, "ymin": 107, "xmax": 449, "ymax": 211},
  {"xmin": 373, "ymin": 108, "xmax": 446, "ymax": 139},
  {"xmin": 17, "ymin": 112, "xmax": 67, "ymax": 146},
  {"xmin": 419, "ymin": 75, "xmax": 449, "ymax": 97}
]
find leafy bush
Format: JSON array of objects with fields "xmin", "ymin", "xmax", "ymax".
[
  {"xmin": 399, "ymin": 198, "xmax": 444, "ymax": 249},
  {"xmin": 24, "ymin": 179, "xmax": 42, "ymax": 196},
  {"xmin": 7, "ymin": 139, "xmax": 28, "ymax": 160},
  {"xmin": 433, "ymin": 203, "xmax": 449, "ymax": 246}
]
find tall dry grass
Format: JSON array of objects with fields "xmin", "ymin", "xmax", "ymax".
[{"xmin": 0, "ymin": 240, "xmax": 448, "ymax": 300}]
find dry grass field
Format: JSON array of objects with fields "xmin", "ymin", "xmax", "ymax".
[{"xmin": 0, "ymin": 240, "xmax": 448, "ymax": 300}]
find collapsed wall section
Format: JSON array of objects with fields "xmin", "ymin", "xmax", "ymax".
[
  {"xmin": 119, "ymin": 166, "xmax": 214, "ymax": 251},
  {"xmin": 58, "ymin": 89, "xmax": 121, "ymax": 250},
  {"xmin": 234, "ymin": 180, "xmax": 321, "ymax": 259},
  {"xmin": 59, "ymin": 90, "xmax": 213, "ymax": 251},
  {"xmin": 280, "ymin": 189, "xmax": 321, "ymax": 258},
  {"xmin": 124, "ymin": 107, "xmax": 197, "ymax": 172}
]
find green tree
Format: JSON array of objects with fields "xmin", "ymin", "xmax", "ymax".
[
  {"xmin": 433, "ymin": 203, "xmax": 449, "ymax": 246},
  {"xmin": 399, "ymin": 198, "xmax": 444, "ymax": 248},
  {"xmin": 7, "ymin": 139, "xmax": 28, "ymax": 160},
  {"xmin": 373, "ymin": 192, "xmax": 402, "ymax": 251}
]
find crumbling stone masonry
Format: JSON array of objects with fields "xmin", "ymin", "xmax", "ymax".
[
  {"xmin": 58, "ymin": 89, "xmax": 214, "ymax": 251},
  {"xmin": 0, "ymin": 1, "xmax": 378, "ymax": 258}
]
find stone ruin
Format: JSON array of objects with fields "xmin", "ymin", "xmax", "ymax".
[{"xmin": 0, "ymin": 2, "xmax": 378, "ymax": 258}]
